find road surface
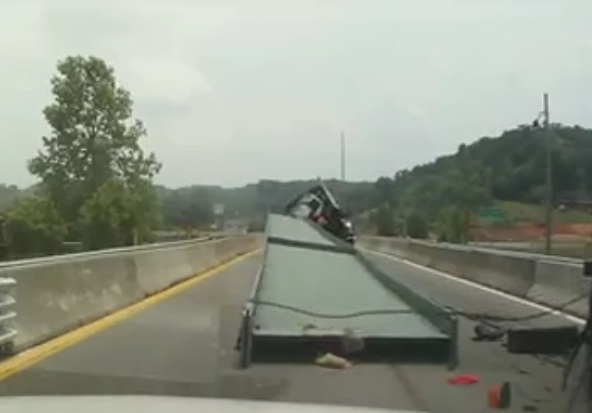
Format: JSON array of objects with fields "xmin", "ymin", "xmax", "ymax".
[{"xmin": 0, "ymin": 252, "xmax": 584, "ymax": 412}]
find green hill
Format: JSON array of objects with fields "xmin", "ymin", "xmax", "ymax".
[{"xmin": 372, "ymin": 124, "xmax": 592, "ymax": 220}]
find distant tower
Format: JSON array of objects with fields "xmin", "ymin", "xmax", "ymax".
[{"xmin": 340, "ymin": 131, "xmax": 345, "ymax": 181}]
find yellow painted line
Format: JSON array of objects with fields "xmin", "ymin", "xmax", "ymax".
[{"xmin": 0, "ymin": 248, "xmax": 261, "ymax": 381}]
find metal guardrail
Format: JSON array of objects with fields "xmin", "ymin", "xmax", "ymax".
[
  {"xmin": 0, "ymin": 277, "xmax": 16, "ymax": 356},
  {"xmin": 0, "ymin": 235, "xmax": 226, "ymax": 269}
]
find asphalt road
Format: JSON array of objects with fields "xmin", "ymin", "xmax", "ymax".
[
  {"xmin": 0, "ymin": 252, "xmax": 587, "ymax": 412},
  {"xmin": 365, "ymin": 250, "xmax": 588, "ymax": 413}
]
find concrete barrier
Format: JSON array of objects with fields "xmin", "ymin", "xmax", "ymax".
[
  {"xmin": 359, "ymin": 236, "xmax": 588, "ymax": 319},
  {"xmin": 528, "ymin": 260, "xmax": 589, "ymax": 317},
  {"xmin": 0, "ymin": 236, "xmax": 217, "ymax": 270},
  {"xmin": 0, "ymin": 235, "xmax": 261, "ymax": 351}
]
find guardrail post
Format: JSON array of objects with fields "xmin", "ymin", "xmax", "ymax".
[
  {"xmin": 237, "ymin": 303, "xmax": 254, "ymax": 369},
  {"xmin": 0, "ymin": 277, "xmax": 17, "ymax": 357},
  {"xmin": 447, "ymin": 316, "xmax": 459, "ymax": 371}
]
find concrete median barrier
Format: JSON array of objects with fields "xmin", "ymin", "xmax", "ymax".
[
  {"xmin": 462, "ymin": 250, "xmax": 535, "ymax": 297},
  {"xmin": 360, "ymin": 237, "xmax": 535, "ymax": 297},
  {"xmin": 528, "ymin": 260, "xmax": 589, "ymax": 318},
  {"xmin": 359, "ymin": 236, "xmax": 588, "ymax": 317},
  {"xmin": 0, "ymin": 235, "xmax": 261, "ymax": 351}
]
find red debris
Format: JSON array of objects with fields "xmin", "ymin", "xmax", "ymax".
[{"xmin": 447, "ymin": 374, "xmax": 480, "ymax": 385}]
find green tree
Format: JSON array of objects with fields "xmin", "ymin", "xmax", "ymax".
[
  {"xmin": 79, "ymin": 179, "xmax": 160, "ymax": 249},
  {"xmin": 0, "ymin": 184, "xmax": 24, "ymax": 212},
  {"xmin": 436, "ymin": 206, "xmax": 469, "ymax": 243},
  {"xmin": 443, "ymin": 144, "xmax": 492, "ymax": 210},
  {"xmin": 406, "ymin": 211, "xmax": 428, "ymax": 239},
  {"xmin": 374, "ymin": 177, "xmax": 397, "ymax": 206},
  {"xmin": 27, "ymin": 56, "xmax": 161, "ymax": 246},
  {"xmin": 160, "ymin": 187, "xmax": 213, "ymax": 229},
  {"xmin": 373, "ymin": 205, "xmax": 397, "ymax": 236},
  {"xmin": 4, "ymin": 193, "xmax": 67, "ymax": 256},
  {"xmin": 390, "ymin": 143, "xmax": 492, "ymax": 223}
]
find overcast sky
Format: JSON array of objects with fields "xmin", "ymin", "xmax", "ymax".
[{"xmin": 1, "ymin": 0, "xmax": 591, "ymax": 188}]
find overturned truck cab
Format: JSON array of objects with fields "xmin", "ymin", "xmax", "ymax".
[{"xmin": 283, "ymin": 181, "xmax": 356, "ymax": 244}]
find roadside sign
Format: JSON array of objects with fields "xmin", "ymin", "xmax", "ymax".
[
  {"xmin": 213, "ymin": 203, "xmax": 225, "ymax": 216},
  {"xmin": 478, "ymin": 207, "xmax": 505, "ymax": 220}
]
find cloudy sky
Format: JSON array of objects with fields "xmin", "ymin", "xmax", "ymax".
[{"xmin": 1, "ymin": 0, "xmax": 591, "ymax": 188}]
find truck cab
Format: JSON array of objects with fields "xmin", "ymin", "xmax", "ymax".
[{"xmin": 284, "ymin": 182, "xmax": 356, "ymax": 244}]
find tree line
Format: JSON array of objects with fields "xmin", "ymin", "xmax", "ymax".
[{"xmin": 3, "ymin": 54, "xmax": 592, "ymax": 258}]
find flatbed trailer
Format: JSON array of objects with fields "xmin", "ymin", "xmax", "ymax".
[{"xmin": 237, "ymin": 214, "xmax": 458, "ymax": 368}]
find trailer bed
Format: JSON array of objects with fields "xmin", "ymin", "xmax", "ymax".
[
  {"xmin": 238, "ymin": 214, "xmax": 457, "ymax": 367},
  {"xmin": 257, "ymin": 243, "xmax": 446, "ymax": 339},
  {"xmin": 268, "ymin": 214, "xmax": 335, "ymax": 246}
]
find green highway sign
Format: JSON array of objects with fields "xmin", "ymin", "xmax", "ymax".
[{"xmin": 478, "ymin": 207, "xmax": 506, "ymax": 220}]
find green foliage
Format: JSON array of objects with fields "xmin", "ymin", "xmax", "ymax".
[
  {"xmin": 372, "ymin": 205, "xmax": 397, "ymax": 236},
  {"xmin": 4, "ymin": 193, "xmax": 67, "ymax": 256},
  {"xmin": 436, "ymin": 207, "xmax": 469, "ymax": 243},
  {"xmin": 79, "ymin": 179, "xmax": 160, "ymax": 249},
  {"xmin": 410, "ymin": 124, "xmax": 592, "ymax": 205},
  {"xmin": 383, "ymin": 145, "xmax": 492, "ymax": 223},
  {"xmin": 374, "ymin": 177, "xmax": 396, "ymax": 206},
  {"xmin": 406, "ymin": 212, "xmax": 428, "ymax": 239},
  {"xmin": 0, "ymin": 185, "xmax": 24, "ymax": 212},
  {"xmin": 23, "ymin": 55, "xmax": 161, "ymax": 250},
  {"xmin": 159, "ymin": 186, "xmax": 213, "ymax": 229},
  {"xmin": 368, "ymin": 124, "xmax": 592, "ymax": 240}
]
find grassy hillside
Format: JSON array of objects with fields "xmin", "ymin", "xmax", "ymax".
[
  {"xmin": 367, "ymin": 125, "xmax": 592, "ymax": 222},
  {"xmin": 499, "ymin": 201, "xmax": 592, "ymax": 224},
  {"xmin": 475, "ymin": 200, "xmax": 592, "ymax": 226}
]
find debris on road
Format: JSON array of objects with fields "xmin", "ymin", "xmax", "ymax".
[
  {"xmin": 447, "ymin": 374, "xmax": 480, "ymax": 385},
  {"xmin": 315, "ymin": 353, "xmax": 352, "ymax": 369}
]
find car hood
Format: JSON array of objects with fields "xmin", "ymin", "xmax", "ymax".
[{"xmin": 0, "ymin": 395, "xmax": 424, "ymax": 413}]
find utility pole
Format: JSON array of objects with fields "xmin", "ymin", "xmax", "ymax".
[
  {"xmin": 340, "ymin": 131, "xmax": 346, "ymax": 181},
  {"xmin": 543, "ymin": 93, "xmax": 553, "ymax": 255}
]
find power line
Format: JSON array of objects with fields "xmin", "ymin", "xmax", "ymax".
[
  {"xmin": 531, "ymin": 93, "xmax": 553, "ymax": 255},
  {"xmin": 543, "ymin": 93, "xmax": 553, "ymax": 255}
]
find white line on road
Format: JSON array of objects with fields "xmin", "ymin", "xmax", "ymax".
[{"xmin": 363, "ymin": 249, "xmax": 586, "ymax": 326}]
